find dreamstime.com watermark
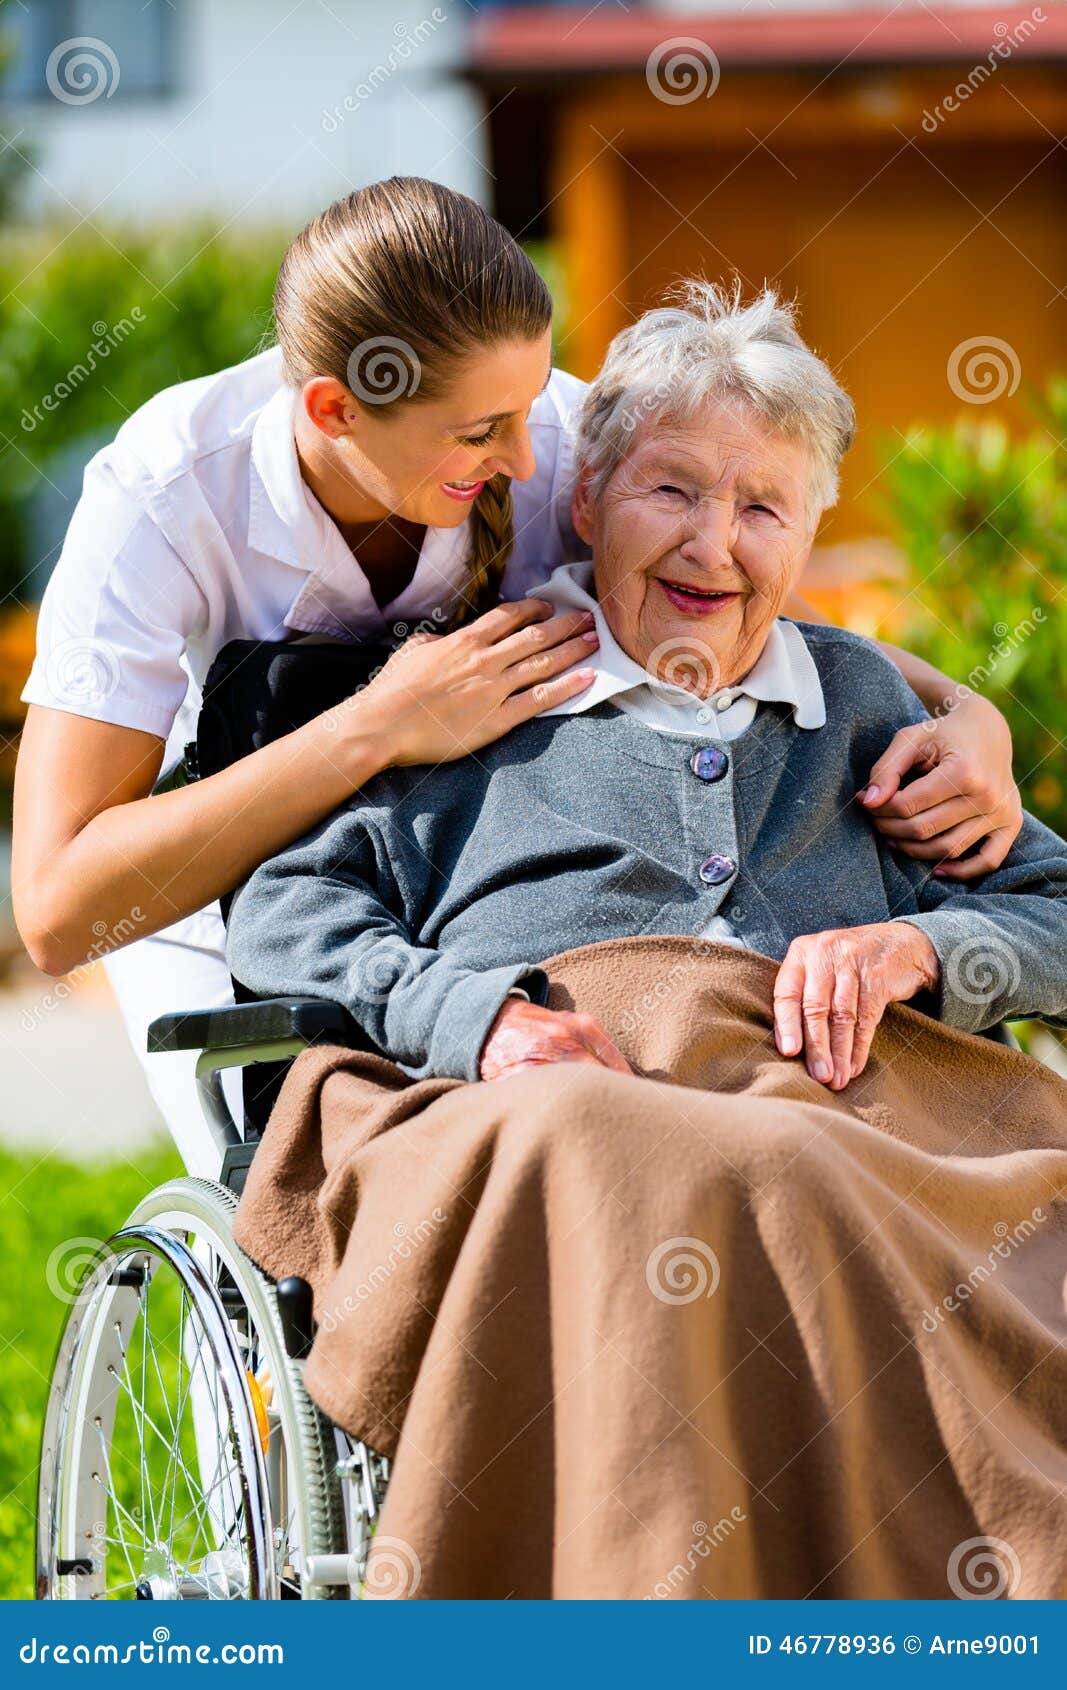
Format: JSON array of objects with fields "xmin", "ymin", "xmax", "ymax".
[
  {"xmin": 19, "ymin": 1629, "xmax": 283, "ymax": 1666},
  {"xmin": 318, "ymin": 1211, "xmax": 448, "ymax": 1332},
  {"xmin": 921, "ymin": 9, "xmax": 1046, "ymax": 132},
  {"xmin": 643, "ymin": 1509, "xmax": 747, "ymax": 1598},
  {"xmin": 322, "ymin": 12, "xmax": 448, "ymax": 131},
  {"xmin": 21, "ymin": 310, "xmax": 146, "ymax": 432},
  {"xmin": 619, "ymin": 955, "xmax": 700, "ymax": 1038},
  {"xmin": 22, "ymin": 909, "xmax": 146, "ymax": 1033},
  {"xmin": 930, "ymin": 608, "xmax": 1045, "ymax": 718},
  {"xmin": 920, "ymin": 1208, "xmax": 1047, "ymax": 1332},
  {"xmin": 319, "ymin": 607, "xmax": 448, "ymax": 734}
]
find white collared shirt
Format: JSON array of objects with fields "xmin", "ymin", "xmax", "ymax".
[
  {"xmin": 534, "ymin": 562, "xmax": 826, "ymax": 739},
  {"xmin": 23, "ymin": 346, "xmax": 587, "ymax": 769}
]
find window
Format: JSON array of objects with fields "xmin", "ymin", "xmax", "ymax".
[{"xmin": 1, "ymin": 0, "xmax": 176, "ymax": 101}]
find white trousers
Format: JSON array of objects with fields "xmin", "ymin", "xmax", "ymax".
[
  {"xmin": 102, "ymin": 907, "xmax": 260, "ymax": 1549},
  {"xmin": 101, "ymin": 904, "xmax": 242, "ymax": 1180}
]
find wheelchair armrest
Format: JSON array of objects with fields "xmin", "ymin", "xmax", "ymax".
[{"xmin": 147, "ymin": 997, "xmax": 358, "ymax": 1054}]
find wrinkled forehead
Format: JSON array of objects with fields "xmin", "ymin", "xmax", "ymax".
[{"xmin": 619, "ymin": 403, "xmax": 811, "ymax": 505}]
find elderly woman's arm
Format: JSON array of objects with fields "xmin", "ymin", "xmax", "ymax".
[
  {"xmin": 226, "ymin": 800, "xmax": 543, "ymax": 1081},
  {"xmin": 774, "ymin": 810, "xmax": 1067, "ymax": 1090},
  {"xmin": 895, "ymin": 810, "xmax": 1067, "ymax": 1034},
  {"xmin": 225, "ymin": 797, "xmax": 629, "ymax": 1083},
  {"xmin": 788, "ymin": 593, "xmax": 1022, "ymax": 878}
]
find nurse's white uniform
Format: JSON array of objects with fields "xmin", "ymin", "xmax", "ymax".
[{"xmin": 22, "ymin": 347, "xmax": 588, "ymax": 1175}]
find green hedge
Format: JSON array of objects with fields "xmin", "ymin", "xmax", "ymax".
[
  {"xmin": 0, "ymin": 225, "xmax": 568, "ymax": 611},
  {"xmin": 0, "ymin": 223, "xmax": 284, "ymax": 603},
  {"xmin": 886, "ymin": 387, "xmax": 1067, "ymax": 840}
]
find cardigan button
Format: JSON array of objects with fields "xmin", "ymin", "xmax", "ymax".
[
  {"xmin": 699, "ymin": 854, "xmax": 736, "ymax": 886},
  {"xmin": 690, "ymin": 746, "xmax": 728, "ymax": 783}
]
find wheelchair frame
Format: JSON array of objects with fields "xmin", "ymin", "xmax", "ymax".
[{"xmin": 37, "ymin": 996, "xmax": 390, "ymax": 1601}]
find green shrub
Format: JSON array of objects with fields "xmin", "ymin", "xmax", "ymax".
[
  {"xmin": 0, "ymin": 222, "xmax": 284, "ymax": 603},
  {"xmin": 0, "ymin": 1141, "xmax": 183, "ymax": 1597},
  {"xmin": 885, "ymin": 387, "xmax": 1067, "ymax": 839},
  {"xmin": 0, "ymin": 222, "xmax": 567, "ymax": 609}
]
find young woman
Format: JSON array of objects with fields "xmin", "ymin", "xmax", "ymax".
[{"xmin": 12, "ymin": 178, "xmax": 1022, "ymax": 1174}]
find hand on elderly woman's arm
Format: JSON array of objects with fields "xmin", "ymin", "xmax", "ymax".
[
  {"xmin": 859, "ymin": 690, "xmax": 1022, "ymax": 880},
  {"xmin": 480, "ymin": 998, "xmax": 633, "ymax": 1083},
  {"xmin": 788, "ymin": 596, "xmax": 1022, "ymax": 877},
  {"xmin": 773, "ymin": 922, "xmax": 940, "ymax": 1092}
]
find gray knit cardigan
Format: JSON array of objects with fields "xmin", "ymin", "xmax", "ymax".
[{"xmin": 228, "ymin": 623, "xmax": 1067, "ymax": 1081}]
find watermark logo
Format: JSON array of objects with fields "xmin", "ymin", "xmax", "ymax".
[
  {"xmin": 928, "ymin": 607, "xmax": 1045, "ymax": 720},
  {"xmin": 46, "ymin": 37, "xmax": 120, "ymax": 104},
  {"xmin": 43, "ymin": 635, "xmax": 121, "ymax": 709},
  {"xmin": 947, "ymin": 336, "xmax": 1021, "ymax": 405},
  {"xmin": 21, "ymin": 908, "xmax": 146, "ymax": 1031},
  {"xmin": 346, "ymin": 937, "xmax": 424, "ymax": 1007},
  {"xmin": 45, "ymin": 1236, "xmax": 104, "ymax": 1304},
  {"xmin": 646, "ymin": 38, "xmax": 720, "ymax": 105},
  {"xmin": 945, "ymin": 934, "xmax": 1021, "ymax": 1007},
  {"xmin": 646, "ymin": 1236, "xmax": 721, "ymax": 1304},
  {"xmin": 361, "ymin": 1534, "xmax": 422, "ymax": 1598},
  {"xmin": 319, "ymin": 1209, "xmax": 448, "ymax": 1332},
  {"xmin": 347, "ymin": 336, "xmax": 422, "ymax": 406},
  {"xmin": 645, "ymin": 634, "xmax": 722, "ymax": 708},
  {"xmin": 947, "ymin": 1535, "xmax": 1021, "ymax": 1599},
  {"xmin": 643, "ymin": 1509, "xmax": 747, "ymax": 1597}
]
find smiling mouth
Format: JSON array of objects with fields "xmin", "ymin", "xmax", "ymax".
[
  {"xmin": 441, "ymin": 478, "xmax": 487, "ymax": 502},
  {"xmin": 657, "ymin": 578, "xmax": 741, "ymax": 615}
]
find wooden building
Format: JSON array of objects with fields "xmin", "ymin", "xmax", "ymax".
[{"xmin": 469, "ymin": 4, "xmax": 1067, "ymax": 558}]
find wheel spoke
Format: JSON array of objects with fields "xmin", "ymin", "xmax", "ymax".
[
  {"xmin": 49, "ymin": 1201, "xmax": 344, "ymax": 1604},
  {"xmin": 90, "ymin": 1423, "xmax": 142, "ymax": 1589}
]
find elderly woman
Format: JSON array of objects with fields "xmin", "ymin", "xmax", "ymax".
[
  {"xmin": 228, "ymin": 284, "xmax": 1067, "ymax": 1090},
  {"xmin": 228, "ymin": 285, "xmax": 1067, "ymax": 1601}
]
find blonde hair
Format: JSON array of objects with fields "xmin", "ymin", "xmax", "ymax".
[{"xmin": 274, "ymin": 178, "xmax": 552, "ymax": 627}]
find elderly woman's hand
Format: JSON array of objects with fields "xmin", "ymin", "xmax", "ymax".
[
  {"xmin": 480, "ymin": 998, "xmax": 633, "ymax": 1083},
  {"xmin": 773, "ymin": 922, "xmax": 940, "ymax": 1090},
  {"xmin": 860, "ymin": 693, "xmax": 1022, "ymax": 879}
]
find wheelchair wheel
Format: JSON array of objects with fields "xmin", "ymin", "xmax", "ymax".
[{"xmin": 37, "ymin": 1177, "xmax": 346, "ymax": 1600}]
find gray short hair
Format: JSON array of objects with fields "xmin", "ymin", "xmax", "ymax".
[{"xmin": 574, "ymin": 281, "xmax": 855, "ymax": 526}]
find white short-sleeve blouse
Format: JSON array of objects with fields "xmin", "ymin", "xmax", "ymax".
[
  {"xmin": 22, "ymin": 347, "xmax": 589, "ymax": 770},
  {"xmin": 18, "ymin": 348, "xmax": 591, "ymax": 1163}
]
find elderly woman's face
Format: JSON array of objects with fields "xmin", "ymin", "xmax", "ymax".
[{"xmin": 574, "ymin": 399, "xmax": 816, "ymax": 692}]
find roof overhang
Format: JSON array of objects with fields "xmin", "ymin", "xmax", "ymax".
[{"xmin": 469, "ymin": 4, "xmax": 1067, "ymax": 79}]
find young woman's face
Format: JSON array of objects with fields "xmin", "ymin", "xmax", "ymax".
[{"xmin": 304, "ymin": 331, "xmax": 554, "ymax": 527}]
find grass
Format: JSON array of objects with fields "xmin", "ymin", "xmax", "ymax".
[{"xmin": 0, "ymin": 1141, "xmax": 183, "ymax": 1599}]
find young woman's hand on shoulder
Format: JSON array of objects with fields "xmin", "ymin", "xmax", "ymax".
[{"xmin": 355, "ymin": 597, "xmax": 598, "ymax": 766}]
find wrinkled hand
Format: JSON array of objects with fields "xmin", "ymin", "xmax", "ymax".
[
  {"xmin": 773, "ymin": 922, "xmax": 940, "ymax": 1090},
  {"xmin": 860, "ymin": 692, "xmax": 1022, "ymax": 880},
  {"xmin": 479, "ymin": 998, "xmax": 633, "ymax": 1083}
]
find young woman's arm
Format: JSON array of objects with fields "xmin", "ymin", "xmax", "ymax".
[
  {"xmin": 13, "ymin": 600, "xmax": 599, "ymax": 975},
  {"xmin": 786, "ymin": 591, "xmax": 1022, "ymax": 879}
]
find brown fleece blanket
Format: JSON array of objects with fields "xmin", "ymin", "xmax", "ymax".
[{"xmin": 232, "ymin": 938, "xmax": 1067, "ymax": 1600}]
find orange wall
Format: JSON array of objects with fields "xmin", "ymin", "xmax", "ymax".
[{"xmin": 553, "ymin": 67, "xmax": 1067, "ymax": 547}]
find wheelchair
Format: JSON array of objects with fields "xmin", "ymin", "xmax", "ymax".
[
  {"xmin": 36, "ymin": 993, "xmax": 388, "ymax": 1600},
  {"xmin": 37, "ymin": 634, "xmax": 400, "ymax": 1601},
  {"xmin": 32, "ymin": 631, "xmax": 1031, "ymax": 1601}
]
